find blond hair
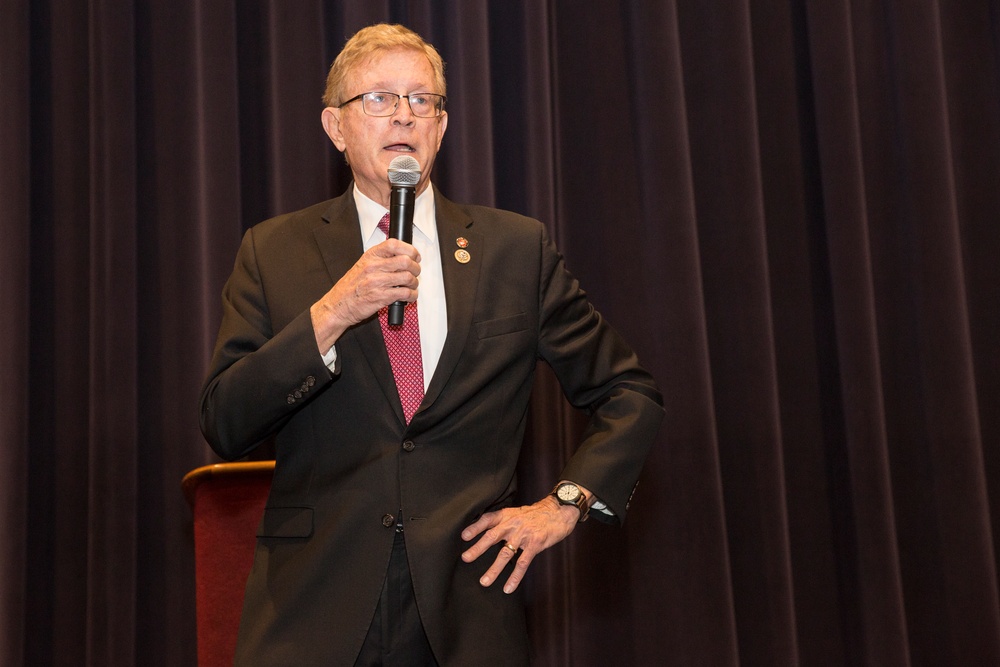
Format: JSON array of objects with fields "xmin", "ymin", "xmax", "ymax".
[{"xmin": 323, "ymin": 24, "xmax": 446, "ymax": 108}]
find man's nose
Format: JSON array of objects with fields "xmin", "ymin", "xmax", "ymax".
[{"xmin": 393, "ymin": 97, "xmax": 416, "ymax": 124}]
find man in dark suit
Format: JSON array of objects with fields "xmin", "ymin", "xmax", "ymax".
[{"xmin": 199, "ymin": 23, "xmax": 663, "ymax": 666}]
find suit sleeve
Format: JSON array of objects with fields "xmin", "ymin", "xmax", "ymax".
[
  {"xmin": 535, "ymin": 225, "xmax": 664, "ymax": 523},
  {"xmin": 198, "ymin": 226, "xmax": 335, "ymax": 460}
]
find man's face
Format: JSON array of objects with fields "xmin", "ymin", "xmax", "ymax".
[{"xmin": 322, "ymin": 48, "xmax": 448, "ymax": 207}]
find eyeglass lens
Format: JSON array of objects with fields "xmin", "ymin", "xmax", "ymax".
[{"xmin": 363, "ymin": 92, "xmax": 444, "ymax": 117}]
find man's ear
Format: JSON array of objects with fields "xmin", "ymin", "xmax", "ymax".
[
  {"xmin": 321, "ymin": 107, "xmax": 346, "ymax": 152},
  {"xmin": 435, "ymin": 111, "xmax": 448, "ymax": 152}
]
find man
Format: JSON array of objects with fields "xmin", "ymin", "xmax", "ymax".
[{"xmin": 199, "ymin": 23, "xmax": 663, "ymax": 666}]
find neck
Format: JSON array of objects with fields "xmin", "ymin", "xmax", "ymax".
[{"xmin": 354, "ymin": 179, "xmax": 430, "ymax": 210}]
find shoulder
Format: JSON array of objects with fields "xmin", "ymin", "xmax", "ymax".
[
  {"xmin": 248, "ymin": 191, "xmax": 354, "ymax": 244},
  {"xmin": 435, "ymin": 191, "xmax": 547, "ymax": 241}
]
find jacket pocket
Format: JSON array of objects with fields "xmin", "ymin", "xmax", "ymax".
[
  {"xmin": 475, "ymin": 312, "xmax": 529, "ymax": 339},
  {"xmin": 257, "ymin": 506, "xmax": 314, "ymax": 538}
]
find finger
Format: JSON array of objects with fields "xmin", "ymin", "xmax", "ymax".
[
  {"xmin": 352, "ymin": 264, "xmax": 419, "ymax": 307},
  {"xmin": 359, "ymin": 254, "xmax": 420, "ymax": 284},
  {"xmin": 372, "ymin": 238, "xmax": 421, "ymax": 263},
  {"xmin": 501, "ymin": 550, "xmax": 535, "ymax": 594},
  {"xmin": 461, "ymin": 512, "xmax": 499, "ymax": 542},
  {"xmin": 478, "ymin": 543, "xmax": 520, "ymax": 588},
  {"xmin": 385, "ymin": 268, "xmax": 420, "ymax": 290},
  {"xmin": 388, "ymin": 254, "xmax": 422, "ymax": 278},
  {"xmin": 461, "ymin": 530, "xmax": 502, "ymax": 563},
  {"xmin": 386, "ymin": 285, "xmax": 418, "ymax": 303}
]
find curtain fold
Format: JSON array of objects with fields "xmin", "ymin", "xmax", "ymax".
[
  {"xmin": 3, "ymin": 1, "xmax": 999, "ymax": 665},
  {"xmin": 0, "ymin": 1, "xmax": 31, "ymax": 664},
  {"xmin": 85, "ymin": 0, "xmax": 139, "ymax": 663},
  {"xmin": 800, "ymin": 1, "xmax": 911, "ymax": 663},
  {"xmin": 619, "ymin": 3, "xmax": 739, "ymax": 664}
]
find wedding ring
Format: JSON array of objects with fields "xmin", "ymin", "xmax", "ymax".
[{"xmin": 504, "ymin": 543, "xmax": 518, "ymax": 553}]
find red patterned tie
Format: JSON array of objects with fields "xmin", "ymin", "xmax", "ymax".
[{"xmin": 377, "ymin": 214, "xmax": 424, "ymax": 423}]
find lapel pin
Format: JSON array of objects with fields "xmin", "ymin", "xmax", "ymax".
[
  {"xmin": 454, "ymin": 249, "xmax": 471, "ymax": 264},
  {"xmin": 456, "ymin": 237, "xmax": 469, "ymax": 248}
]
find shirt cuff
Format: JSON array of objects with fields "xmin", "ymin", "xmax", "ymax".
[
  {"xmin": 320, "ymin": 344, "xmax": 338, "ymax": 371},
  {"xmin": 590, "ymin": 498, "xmax": 614, "ymax": 518}
]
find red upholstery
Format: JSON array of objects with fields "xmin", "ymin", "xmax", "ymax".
[{"xmin": 182, "ymin": 461, "xmax": 274, "ymax": 667}]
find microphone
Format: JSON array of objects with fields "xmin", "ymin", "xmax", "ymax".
[{"xmin": 386, "ymin": 155, "xmax": 421, "ymax": 325}]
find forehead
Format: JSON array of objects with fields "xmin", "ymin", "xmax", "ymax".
[{"xmin": 349, "ymin": 48, "xmax": 437, "ymax": 92}]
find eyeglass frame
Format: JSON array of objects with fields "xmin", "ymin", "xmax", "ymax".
[{"xmin": 337, "ymin": 91, "xmax": 447, "ymax": 118}]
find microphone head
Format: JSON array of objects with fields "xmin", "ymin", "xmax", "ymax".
[{"xmin": 387, "ymin": 155, "xmax": 421, "ymax": 186}]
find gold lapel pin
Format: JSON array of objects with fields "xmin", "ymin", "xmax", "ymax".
[{"xmin": 455, "ymin": 249, "xmax": 471, "ymax": 264}]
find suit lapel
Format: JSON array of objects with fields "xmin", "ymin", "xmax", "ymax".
[
  {"xmin": 313, "ymin": 191, "xmax": 406, "ymax": 426},
  {"xmin": 420, "ymin": 191, "xmax": 481, "ymax": 412}
]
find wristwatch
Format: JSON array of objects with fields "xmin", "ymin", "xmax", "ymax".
[{"xmin": 550, "ymin": 482, "xmax": 590, "ymax": 522}]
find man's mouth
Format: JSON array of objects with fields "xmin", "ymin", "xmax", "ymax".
[{"xmin": 385, "ymin": 143, "xmax": 415, "ymax": 152}]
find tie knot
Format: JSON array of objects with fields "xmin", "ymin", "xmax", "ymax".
[{"xmin": 377, "ymin": 213, "xmax": 390, "ymax": 237}]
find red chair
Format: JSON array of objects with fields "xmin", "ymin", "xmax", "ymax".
[{"xmin": 182, "ymin": 461, "xmax": 274, "ymax": 667}]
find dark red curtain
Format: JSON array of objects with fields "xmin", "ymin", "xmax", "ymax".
[{"xmin": 3, "ymin": 1, "xmax": 999, "ymax": 665}]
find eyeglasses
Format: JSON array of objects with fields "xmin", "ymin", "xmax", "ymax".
[{"xmin": 338, "ymin": 91, "xmax": 447, "ymax": 118}]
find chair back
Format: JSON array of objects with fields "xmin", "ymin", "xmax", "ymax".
[{"xmin": 182, "ymin": 461, "xmax": 274, "ymax": 667}]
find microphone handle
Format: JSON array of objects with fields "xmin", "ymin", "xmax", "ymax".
[{"xmin": 387, "ymin": 184, "xmax": 415, "ymax": 326}]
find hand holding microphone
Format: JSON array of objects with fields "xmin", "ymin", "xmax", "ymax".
[
  {"xmin": 386, "ymin": 155, "xmax": 421, "ymax": 325},
  {"xmin": 309, "ymin": 156, "xmax": 421, "ymax": 354}
]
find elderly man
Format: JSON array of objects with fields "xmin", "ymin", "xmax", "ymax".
[{"xmin": 200, "ymin": 23, "xmax": 663, "ymax": 666}]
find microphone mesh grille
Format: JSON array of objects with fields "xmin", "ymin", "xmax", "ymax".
[{"xmin": 387, "ymin": 155, "xmax": 421, "ymax": 185}]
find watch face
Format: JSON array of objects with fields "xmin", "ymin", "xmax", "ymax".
[{"xmin": 557, "ymin": 484, "xmax": 581, "ymax": 503}]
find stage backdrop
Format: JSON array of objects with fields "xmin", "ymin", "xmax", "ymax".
[{"xmin": 3, "ymin": 1, "xmax": 1000, "ymax": 665}]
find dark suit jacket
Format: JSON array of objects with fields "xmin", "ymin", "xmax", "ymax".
[{"xmin": 199, "ymin": 187, "xmax": 664, "ymax": 666}]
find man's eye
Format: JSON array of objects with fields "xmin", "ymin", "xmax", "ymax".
[
  {"xmin": 368, "ymin": 93, "xmax": 388, "ymax": 104},
  {"xmin": 409, "ymin": 95, "xmax": 429, "ymax": 106}
]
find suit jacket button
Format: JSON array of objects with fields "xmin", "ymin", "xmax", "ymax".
[
  {"xmin": 381, "ymin": 513, "xmax": 395, "ymax": 528},
  {"xmin": 306, "ymin": 376, "xmax": 316, "ymax": 387},
  {"xmin": 402, "ymin": 440, "xmax": 415, "ymax": 452},
  {"xmin": 286, "ymin": 395, "xmax": 295, "ymax": 404}
]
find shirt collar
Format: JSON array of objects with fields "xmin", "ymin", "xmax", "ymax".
[{"xmin": 353, "ymin": 183, "xmax": 436, "ymax": 245}]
